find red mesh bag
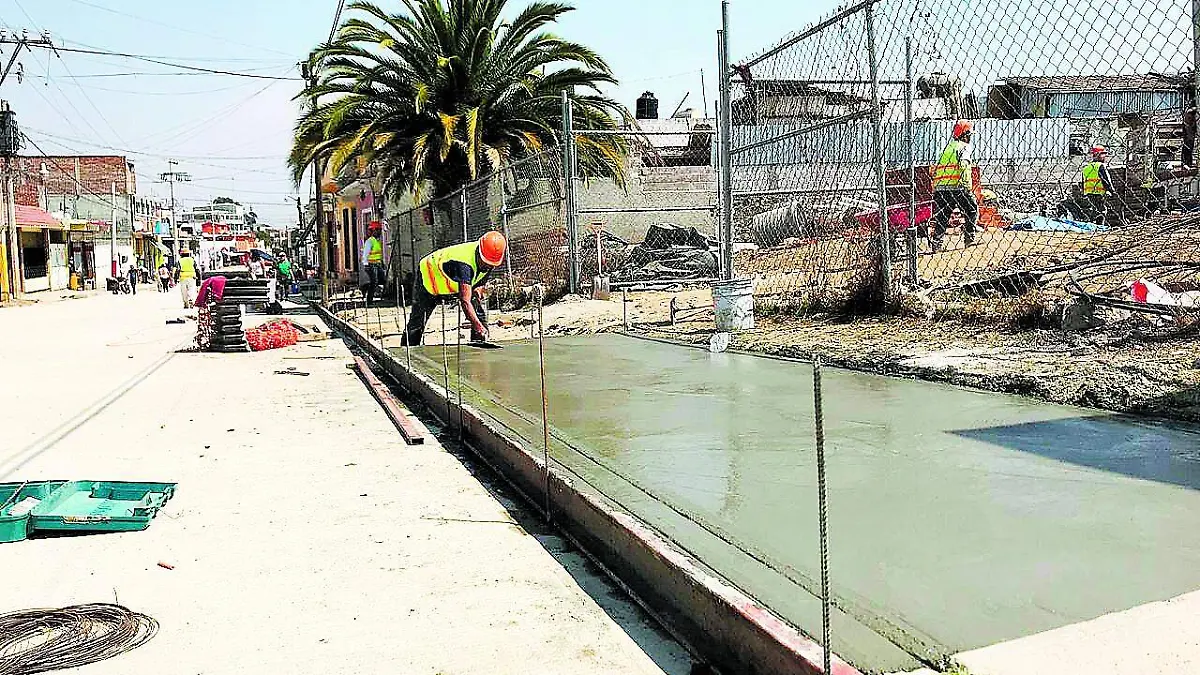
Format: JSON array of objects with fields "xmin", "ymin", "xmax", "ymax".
[{"xmin": 246, "ymin": 319, "xmax": 299, "ymax": 351}]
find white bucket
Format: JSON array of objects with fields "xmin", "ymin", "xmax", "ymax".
[{"xmin": 712, "ymin": 277, "xmax": 755, "ymax": 332}]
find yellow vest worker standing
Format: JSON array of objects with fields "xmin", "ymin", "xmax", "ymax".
[
  {"xmin": 402, "ymin": 232, "xmax": 507, "ymax": 346},
  {"xmin": 1082, "ymin": 145, "xmax": 1113, "ymax": 224},
  {"xmin": 360, "ymin": 221, "xmax": 386, "ymax": 305},
  {"xmin": 176, "ymin": 249, "xmax": 198, "ymax": 309},
  {"xmin": 931, "ymin": 120, "xmax": 979, "ymax": 252}
]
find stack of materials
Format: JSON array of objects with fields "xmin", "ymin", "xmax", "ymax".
[{"xmin": 199, "ymin": 278, "xmax": 269, "ymax": 353}]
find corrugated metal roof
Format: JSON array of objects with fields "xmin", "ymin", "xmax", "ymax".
[{"xmin": 1003, "ymin": 75, "xmax": 1184, "ymax": 92}]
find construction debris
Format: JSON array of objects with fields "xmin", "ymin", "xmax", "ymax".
[{"xmin": 609, "ymin": 224, "xmax": 718, "ymax": 283}]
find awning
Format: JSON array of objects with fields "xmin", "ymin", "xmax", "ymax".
[
  {"xmin": 16, "ymin": 205, "xmax": 63, "ymax": 230},
  {"xmin": 152, "ymin": 239, "xmax": 170, "ymax": 255}
]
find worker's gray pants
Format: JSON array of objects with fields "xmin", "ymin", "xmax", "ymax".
[{"xmin": 932, "ymin": 188, "xmax": 978, "ymax": 249}]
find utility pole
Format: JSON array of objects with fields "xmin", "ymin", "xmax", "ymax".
[
  {"xmin": 160, "ymin": 161, "xmax": 191, "ymax": 262},
  {"xmin": 109, "ymin": 182, "xmax": 117, "ymax": 281},
  {"xmin": 0, "ymin": 101, "xmax": 21, "ymax": 299},
  {"xmin": 291, "ymin": 196, "xmax": 304, "ymax": 263},
  {"xmin": 301, "ymin": 57, "xmax": 330, "ymax": 304},
  {"xmin": 0, "ymin": 30, "xmax": 56, "ymax": 88}
]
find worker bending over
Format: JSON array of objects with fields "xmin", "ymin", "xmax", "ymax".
[
  {"xmin": 402, "ymin": 232, "xmax": 507, "ymax": 346},
  {"xmin": 361, "ymin": 221, "xmax": 385, "ymax": 305},
  {"xmin": 1082, "ymin": 145, "xmax": 1114, "ymax": 224},
  {"xmin": 932, "ymin": 120, "xmax": 978, "ymax": 252}
]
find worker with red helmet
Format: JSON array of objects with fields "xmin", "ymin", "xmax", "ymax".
[
  {"xmin": 931, "ymin": 120, "xmax": 978, "ymax": 251},
  {"xmin": 361, "ymin": 221, "xmax": 387, "ymax": 305},
  {"xmin": 402, "ymin": 231, "xmax": 507, "ymax": 345},
  {"xmin": 1082, "ymin": 145, "xmax": 1113, "ymax": 224}
]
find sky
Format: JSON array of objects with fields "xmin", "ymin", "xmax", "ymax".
[{"xmin": 0, "ymin": 0, "xmax": 844, "ymax": 227}]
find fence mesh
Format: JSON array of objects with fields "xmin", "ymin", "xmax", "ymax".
[{"xmin": 727, "ymin": 0, "xmax": 1200, "ymax": 320}]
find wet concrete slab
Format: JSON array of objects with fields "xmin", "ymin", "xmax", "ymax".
[{"xmin": 404, "ymin": 334, "xmax": 1200, "ymax": 673}]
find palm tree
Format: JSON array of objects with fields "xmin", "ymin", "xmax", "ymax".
[{"xmin": 289, "ymin": 0, "xmax": 629, "ymax": 202}]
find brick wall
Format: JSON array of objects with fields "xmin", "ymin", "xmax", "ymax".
[{"xmin": 11, "ymin": 155, "xmax": 136, "ymax": 208}]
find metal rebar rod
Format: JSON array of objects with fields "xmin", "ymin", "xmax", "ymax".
[
  {"xmin": 537, "ymin": 292, "xmax": 552, "ymax": 522},
  {"xmin": 577, "ymin": 205, "xmax": 717, "ymax": 215},
  {"xmin": 812, "ymin": 354, "xmax": 832, "ymax": 675},
  {"xmin": 572, "ymin": 129, "xmax": 718, "ymax": 136},
  {"xmin": 440, "ymin": 302, "xmax": 451, "ymax": 424},
  {"xmin": 732, "ymin": 186, "xmax": 875, "ymax": 198},
  {"xmin": 500, "ymin": 185, "xmax": 514, "ymax": 292},
  {"xmin": 456, "ymin": 303, "xmax": 464, "ymax": 439}
]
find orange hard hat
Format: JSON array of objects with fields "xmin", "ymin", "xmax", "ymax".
[
  {"xmin": 1091, "ymin": 145, "xmax": 1108, "ymax": 156},
  {"xmin": 478, "ymin": 231, "xmax": 507, "ymax": 266},
  {"xmin": 367, "ymin": 220, "xmax": 382, "ymax": 232},
  {"xmin": 953, "ymin": 120, "xmax": 973, "ymax": 139}
]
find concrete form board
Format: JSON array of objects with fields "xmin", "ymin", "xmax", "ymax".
[
  {"xmin": 384, "ymin": 332, "xmax": 1200, "ymax": 674},
  {"xmin": 318, "ymin": 306, "xmax": 857, "ymax": 675}
]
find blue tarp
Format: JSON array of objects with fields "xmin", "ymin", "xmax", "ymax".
[{"xmin": 1007, "ymin": 216, "xmax": 1109, "ymax": 233}]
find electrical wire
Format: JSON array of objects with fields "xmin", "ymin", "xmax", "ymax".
[
  {"xmin": 0, "ymin": 603, "xmax": 158, "ymax": 675},
  {"xmin": 21, "ymin": 133, "xmax": 124, "ymax": 209},
  {"xmin": 51, "ymin": 46, "xmax": 303, "ymax": 80}
]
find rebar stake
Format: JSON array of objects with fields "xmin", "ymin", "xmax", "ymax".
[
  {"xmin": 537, "ymin": 290, "xmax": 552, "ymax": 522},
  {"xmin": 813, "ymin": 354, "xmax": 832, "ymax": 675}
]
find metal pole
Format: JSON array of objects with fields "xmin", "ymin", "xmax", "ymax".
[
  {"xmin": 718, "ymin": 3, "xmax": 735, "ymax": 282},
  {"xmin": 460, "ymin": 189, "xmax": 468, "ymax": 243},
  {"xmin": 456, "ymin": 303, "xmax": 464, "ymax": 439},
  {"xmin": 812, "ymin": 355, "xmax": 832, "ymax": 675},
  {"xmin": 561, "ymin": 90, "xmax": 579, "ymax": 294},
  {"xmin": 168, "ymin": 160, "xmax": 179, "ymax": 262},
  {"xmin": 537, "ymin": 291, "xmax": 552, "ymax": 522},
  {"xmin": 866, "ymin": 5, "xmax": 892, "ymax": 299},
  {"xmin": 700, "ymin": 68, "xmax": 708, "ymax": 122},
  {"xmin": 110, "ymin": 182, "xmax": 118, "ymax": 281},
  {"xmin": 1193, "ymin": 0, "xmax": 1200, "ymax": 106},
  {"xmin": 500, "ymin": 183, "xmax": 514, "ymax": 291},
  {"xmin": 905, "ymin": 36, "xmax": 919, "ymax": 285},
  {"xmin": 3, "ymin": 153, "xmax": 20, "ymax": 298}
]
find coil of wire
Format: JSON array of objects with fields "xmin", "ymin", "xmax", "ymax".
[{"xmin": 0, "ymin": 603, "xmax": 158, "ymax": 675}]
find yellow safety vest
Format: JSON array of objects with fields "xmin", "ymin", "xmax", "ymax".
[
  {"xmin": 420, "ymin": 242, "xmax": 486, "ymax": 296},
  {"xmin": 933, "ymin": 140, "xmax": 971, "ymax": 191},
  {"xmin": 1082, "ymin": 162, "xmax": 1107, "ymax": 195},
  {"xmin": 177, "ymin": 257, "xmax": 197, "ymax": 281},
  {"xmin": 365, "ymin": 237, "xmax": 383, "ymax": 264}
]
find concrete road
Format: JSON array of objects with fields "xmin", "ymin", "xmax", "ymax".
[
  {"xmin": 0, "ymin": 289, "xmax": 692, "ymax": 674},
  {"xmin": 407, "ymin": 333, "xmax": 1200, "ymax": 674}
]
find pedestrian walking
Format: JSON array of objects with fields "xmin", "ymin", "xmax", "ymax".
[
  {"xmin": 931, "ymin": 120, "xmax": 978, "ymax": 252},
  {"xmin": 158, "ymin": 264, "xmax": 170, "ymax": 292},
  {"xmin": 127, "ymin": 262, "xmax": 138, "ymax": 295},
  {"xmin": 177, "ymin": 248, "xmax": 198, "ymax": 308}
]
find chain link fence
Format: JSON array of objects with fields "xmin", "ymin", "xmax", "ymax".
[{"xmin": 721, "ymin": 0, "xmax": 1200, "ymax": 322}]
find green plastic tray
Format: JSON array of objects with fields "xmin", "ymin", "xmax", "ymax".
[
  {"xmin": 29, "ymin": 481, "xmax": 177, "ymax": 533},
  {"xmin": 0, "ymin": 481, "xmax": 67, "ymax": 543}
]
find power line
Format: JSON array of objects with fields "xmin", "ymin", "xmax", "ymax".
[
  {"xmin": 51, "ymin": 46, "xmax": 303, "ymax": 80},
  {"xmin": 328, "ymin": 0, "xmax": 349, "ymax": 44},
  {"xmin": 57, "ymin": 0, "xmax": 299, "ymax": 59},
  {"xmin": 21, "ymin": 133, "xmax": 123, "ymax": 210}
]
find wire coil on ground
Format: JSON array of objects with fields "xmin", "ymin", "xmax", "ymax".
[{"xmin": 0, "ymin": 603, "xmax": 158, "ymax": 675}]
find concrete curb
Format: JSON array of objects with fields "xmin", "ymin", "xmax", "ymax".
[{"xmin": 318, "ymin": 303, "xmax": 861, "ymax": 675}]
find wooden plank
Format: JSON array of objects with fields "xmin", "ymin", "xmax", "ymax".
[{"xmin": 353, "ymin": 355, "xmax": 426, "ymax": 445}]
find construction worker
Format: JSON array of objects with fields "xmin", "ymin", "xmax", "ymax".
[
  {"xmin": 931, "ymin": 120, "xmax": 978, "ymax": 252},
  {"xmin": 176, "ymin": 248, "xmax": 198, "ymax": 309},
  {"xmin": 361, "ymin": 221, "xmax": 386, "ymax": 305},
  {"xmin": 402, "ymin": 232, "xmax": 507, "ymax": 346},
  {"xmin": 1082, "ymin": 145, "xmax": 1114, "ymax": 224}
]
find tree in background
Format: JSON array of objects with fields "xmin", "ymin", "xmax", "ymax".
[{"xmin": 288, "ymin": 0, "xmax": 629, "ymax": 202}]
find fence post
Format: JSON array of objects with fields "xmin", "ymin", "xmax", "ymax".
[
  {"xmin": 460, "ymin": 189, "xmax": 468, "ymax": 243},
  {"xmin": 905, "ymin": 36, "xmax": 919, "ymax": 286},
  {"xmin": 561, "ymin": 90, "xmax": 580, "ymax": 294},
  {"xmin": 866, "ymin": 5, "xmax": 892, "ymax": 300},
  {"xmin": 717, "ymin": 0, "xmax": 734, "ymax": 281},
  {"xmin": 499, "ymin": 177, "xmax": 514, "ymax": 292}
]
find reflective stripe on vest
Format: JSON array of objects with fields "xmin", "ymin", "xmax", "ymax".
[
  {"xmin": 178, "ymin": 257, "xmax": 197, "ymax": 280},
  {"xmin": 366, "ymin": 237, "xmax": 383, "ymax": 264},
  {"xmin": 420, "ymin": 242, "xmax": 485, "ymax": 296},
  {"xmin": 1082, "ymin": 162, "xmax": 1107, "ymax": 195},
  {"xmin": 933, "ymin": 140, "xmax": 968, "ymax": 190}
]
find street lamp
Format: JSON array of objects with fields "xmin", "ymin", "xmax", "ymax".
[{"xmin": 159, "ymin": 160, "xmax": 191, "ymax": 260}]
